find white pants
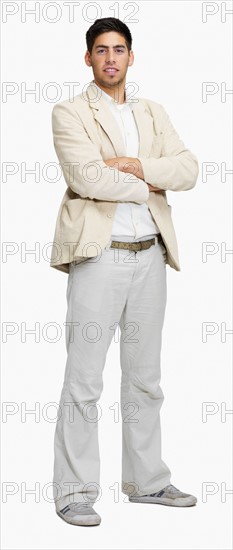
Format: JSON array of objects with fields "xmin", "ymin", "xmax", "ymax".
[{"xmin": 53, "ymin": 236, "xmax": 171, "ymax": 510}]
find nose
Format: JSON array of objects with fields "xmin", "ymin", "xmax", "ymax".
[{"xmin": 105, "ymin": 49, "xmax": 116, "ymax": 64}]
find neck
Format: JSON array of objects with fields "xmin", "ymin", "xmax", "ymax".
[{"xmin": 94, "ymin": 80, "xmax": 126, "ymax": 104}]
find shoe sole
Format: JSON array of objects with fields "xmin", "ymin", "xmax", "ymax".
[
  {"xmin": 56, "ymin": 510, "xmax": 101, "ymax": 526},
  {"xmin": 129, "ymin": 496, "xmax": 197, "ymax": 507}
]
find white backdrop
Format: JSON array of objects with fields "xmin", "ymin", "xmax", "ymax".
[{"xmin": 1, "ymin": 1, "xmax": 232, "ymax": 549}]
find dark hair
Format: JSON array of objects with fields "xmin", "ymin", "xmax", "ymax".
[{"xmin": 86, "ymin": 17, "xmax": 132, "ymax": 54}]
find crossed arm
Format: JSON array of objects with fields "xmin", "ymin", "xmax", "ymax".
[
  {"xmin": 104, "ymin": 157, "xmax": 160, "ymax": 192},
  {"xmin": 52, "ymin": 101, "xmax": 199, "ymax": 201}
]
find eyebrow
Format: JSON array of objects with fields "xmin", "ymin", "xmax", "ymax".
[{"xmin": 95, "ymin": 44, "xmax": 126, "ymax": 49}]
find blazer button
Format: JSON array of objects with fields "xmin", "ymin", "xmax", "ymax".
[{"xmin": 107, "ymin": 213, "xmax": 113, "ymax": 218}]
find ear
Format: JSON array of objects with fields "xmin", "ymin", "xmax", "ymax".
[
  {"xmin": 84, "ymin": 50, "xmax": 92, "ymax": 67},
  {"xmin": 128, "ymin": 50, "xmax": 134, "ymax": 67}
]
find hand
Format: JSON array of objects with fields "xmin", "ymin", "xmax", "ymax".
[
  {"xmin": 105, "ymin": 157, "xmax": 144, "ymax": 179},
  {"xmin": 147, "ymin": 184, "xmax": 161, "ymax": 192},
  {"xmin": 105, "ymin": 157, "xmax": 161, "ymax": 192}
]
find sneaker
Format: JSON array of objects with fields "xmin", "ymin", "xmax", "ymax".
[
  {"xmin": 56, "ymin": 502, "xmax": 101, "ymax": 526},
  {"xmin": 129, "ymin": 484, "xmax": 197, "ymax": 507}
]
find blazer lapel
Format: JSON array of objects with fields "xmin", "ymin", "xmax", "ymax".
[
  {"xmin": 131, "ymin": 100, "xmax": 154, "ymax": 158},
  {"xmin": 86, "ymin": 82, "xmax": 126, "ymax": 156},
  {"xmin": 85, "ymin": 82, "xmax": 154, "ymax": 158}
]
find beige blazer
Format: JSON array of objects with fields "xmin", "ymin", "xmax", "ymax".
[{"xmin": 50, "ymin": 81, "xmax": 199, "ymax": 274}]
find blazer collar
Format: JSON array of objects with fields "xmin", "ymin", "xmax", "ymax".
[{"xmin": 85, "ymin": 81, "xmax": 153, "ymax": 158}]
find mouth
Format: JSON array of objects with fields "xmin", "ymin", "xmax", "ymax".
[{"xmin": 103, "ymin": 68, "xmax": 119, "ymax": 75}]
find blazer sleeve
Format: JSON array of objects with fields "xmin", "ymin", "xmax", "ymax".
[
  {"xmin": 138, "ymin": 103, "xmax": 199, "ymax": 191},
  {"xmin": 52, "ymin": 102, "xmax": 149, "ymax": 204}
]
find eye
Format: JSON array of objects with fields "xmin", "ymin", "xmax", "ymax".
[
  {"xmin": 97, "ymin": 48, "xmax": 105, "ymax": 54},
  {"xmin": 115, "ymin": 48, "xmax": 124, "ymax": 54}
]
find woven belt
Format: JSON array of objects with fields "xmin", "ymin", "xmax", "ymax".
[{"xmin": 110, "ymin": 237, "xmax": 156, "ymax": 252}]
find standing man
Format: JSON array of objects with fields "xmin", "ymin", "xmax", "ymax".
[{"xmin": 51, "ymin": 18, "xmax": 199, "ymax": 527}]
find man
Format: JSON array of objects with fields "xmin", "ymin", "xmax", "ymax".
[{"xmin": 51, "ymin": 17, "xmax": 199, "ymax": 527}]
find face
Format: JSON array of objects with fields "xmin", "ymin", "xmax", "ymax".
[{"xmin": 84, "ymin": 31, "xmax": 134, "ymax": 91}]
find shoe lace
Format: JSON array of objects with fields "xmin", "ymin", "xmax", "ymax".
[
  {"xmin": 69, "ymin": 501, "xmax": 93, "ymax": 511},
  {"xmin": 163, "ymin": 484, "xmax": 179, "ymax": 493},
  {"xmin": 149, "ymin": 484, "xmax": 179, "ymax": 497}
]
